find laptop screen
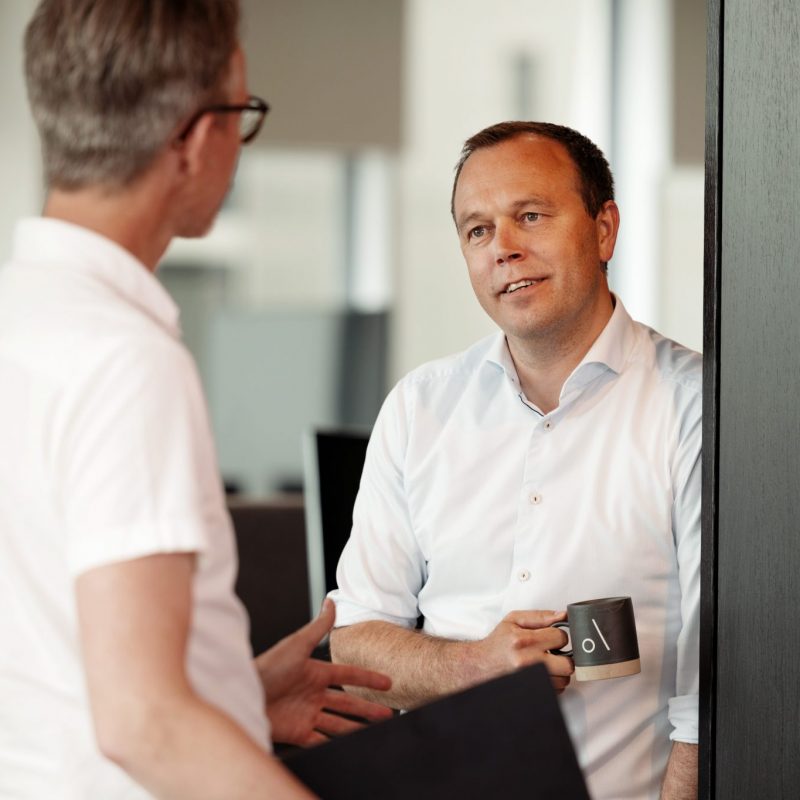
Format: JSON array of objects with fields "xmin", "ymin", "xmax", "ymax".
[{"xmin": 302, "ymin": 427, "xmax": 370, "ymax": 615}]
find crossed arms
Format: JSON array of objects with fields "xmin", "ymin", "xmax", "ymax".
[
  {"xmin": 329, "ymin": 610, "xmax": 572, "ymax": 709},
  {"xmin": 331, "ymin": 619, "xmax": 697, "ymax": 799}
]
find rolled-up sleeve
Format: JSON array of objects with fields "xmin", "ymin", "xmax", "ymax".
[
  {"xmin": 668, "ymin": 393, "xmax": 702, "ymax": 743},
  {"xmin": 329, "ymin": 381, "xmax": 425, "ymax": 629}
]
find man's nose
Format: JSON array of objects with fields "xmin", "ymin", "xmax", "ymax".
[{"xmin": 493, "ymin": 222, "xmax": 524, "ymax": 265}]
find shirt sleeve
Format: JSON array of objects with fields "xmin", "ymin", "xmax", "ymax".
[
  {"xmin": 667, "ymin": 387, "xmax": 702, "ymax": 744},
  {"xmin": 329, "ymin": 380, "xmax": 426, "ymax": 629},
  {"xmin": 52, "ymin": 336, "xmax": 218, "ymax": 576}
]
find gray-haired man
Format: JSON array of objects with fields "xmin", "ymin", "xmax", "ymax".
[{"xmin": 0, "ymin": 3, "xmax": 390, "ymax": 798}]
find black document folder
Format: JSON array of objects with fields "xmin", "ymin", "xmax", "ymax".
[{"xmin": 283, "ymin": 662, "xmax": 590, "ymax": 799}]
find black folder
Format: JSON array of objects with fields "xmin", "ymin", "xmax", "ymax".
[{"xmin": 283, "ymin": 662, "xmax": 590, "ymax": 799}]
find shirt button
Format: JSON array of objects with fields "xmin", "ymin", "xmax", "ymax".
[
  {"xmin": 518, "ymin": 569, "xmax": 531, "ymax": 582},
  {"xmin": 529, "ymin": 493, "xmax": 542, "ymax": 505},
  {"xmin": 543, "ymin": 420, "xmax": 552, "ymax": 431}
]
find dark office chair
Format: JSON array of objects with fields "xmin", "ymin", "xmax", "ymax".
[{"xmin": 228, "ymin": 497, "xmax": 311, "ymax": 656}]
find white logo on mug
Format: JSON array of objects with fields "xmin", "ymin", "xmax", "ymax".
[{"xmin": 581, "ymin": 618, "xmax": 612, "ymax": 654}]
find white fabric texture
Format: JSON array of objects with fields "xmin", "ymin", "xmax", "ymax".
[
  {"xmin": 331, "ymin": 298, "xmax": 701, "ymax": 800},
  {"xmin": 0, "ymin": 218, "xmax": 269, "ymax": 799}
]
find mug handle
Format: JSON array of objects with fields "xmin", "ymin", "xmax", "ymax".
[{"xmin": 549, "ymin": 620, "xmax": 573, "ymax": 657}]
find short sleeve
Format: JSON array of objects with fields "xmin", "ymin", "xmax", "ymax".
[{"xmin": 51, "ymin": 336, "xmax": 220, "ymax": 576}]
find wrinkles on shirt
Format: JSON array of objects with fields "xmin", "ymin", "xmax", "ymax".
[{"xmin": 332, "ymin": 300, "xmax": 702, "ymax": 800}]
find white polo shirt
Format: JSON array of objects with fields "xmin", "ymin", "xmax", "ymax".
[
  {"xmin": 0, "ymin": 218, "xmax": 269, "ymax": 799},
  {"xmin": 332, "ymin": 298, "xmax": 701, "ymax": 800}
]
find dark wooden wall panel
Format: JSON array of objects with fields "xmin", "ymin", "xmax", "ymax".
[
  {"xmin": 699, "ymin": 0, "xmax": 721, "ymax": 794},
  {"xmin": 715, "ymin": 0, "xmax": 800, "ymax": 795}
]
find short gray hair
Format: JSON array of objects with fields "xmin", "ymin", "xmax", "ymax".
[{"xmin": 24, "ymin": 0, "xmax": 240, "ymax": 190}]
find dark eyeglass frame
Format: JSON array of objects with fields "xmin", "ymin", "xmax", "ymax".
[{"xmin": 177, "ymin": 94, "xmax": 269, "ymax": 145}]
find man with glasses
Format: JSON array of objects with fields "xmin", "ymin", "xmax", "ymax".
[{"xmin": 0, "ymin": 2, "xmax": 390, "ymax": 798}]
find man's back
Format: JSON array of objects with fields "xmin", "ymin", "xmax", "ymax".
[{"xmin": 0, "ymin": 218, "xmax": 267, "ymax": 797}]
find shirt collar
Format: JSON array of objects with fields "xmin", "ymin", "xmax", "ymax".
[
  {"xmin": 12, "ymin": 217, "xmax": 181, "ymax": 338},
  {"xmin": 575, "ymin": 295, "xmax": 637, "ymax": 376},
  {"xmin": 484, "ymin": 294, "xmax": 639, "ymax": 396}
]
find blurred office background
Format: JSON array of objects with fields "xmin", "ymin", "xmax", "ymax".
[{"xmin": 0, "ymin": 0, "xmax": 705, "ymax": 498}]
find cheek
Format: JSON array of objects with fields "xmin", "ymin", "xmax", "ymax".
[{"xmin": 465, "ymin": 255, "xmax": 491, "ymax": 291}]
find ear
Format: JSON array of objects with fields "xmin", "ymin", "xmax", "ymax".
[
  {"xmin": 173, "ymin": 112, "xmax": 216, "ymax": 180},
  {"xmin": 595, "ymin": 200, "xmax": 620, "ymax": 263}
]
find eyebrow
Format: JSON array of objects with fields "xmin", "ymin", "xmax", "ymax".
[{"xmin": 456, "ymin": 196, "xmax": 557, "ymax": 234}]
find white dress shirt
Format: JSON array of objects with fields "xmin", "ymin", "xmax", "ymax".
[
  {"xmin": 0, "ymin": 219, "xmax": 269, "ymax": 799},
  {"xmin": 331, "ymin": 298, "xmax": 701, "ymax": 800}
]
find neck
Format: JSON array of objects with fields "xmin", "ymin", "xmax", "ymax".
[
  {"xmin": 508, "ymin": 292, "xmax": 615, "ymax": 414},
  {"xmin": 42, "ymin": 161, "xmax": 178, "ymax": 273}
]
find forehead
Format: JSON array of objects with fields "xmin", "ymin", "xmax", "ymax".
[{"xmin": 454, "ymin": 134, "xmax": 582, "ymax": 218}]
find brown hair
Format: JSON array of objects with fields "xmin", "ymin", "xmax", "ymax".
[
  {"xmin": 24, "ymin": 0, "xmax": 240, "ymax": 190},
  {"xmin": 450, "ymin": 121, "xmax": 615, "ymax": 220}
]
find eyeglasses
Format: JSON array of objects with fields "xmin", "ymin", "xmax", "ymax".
[{"xmin": 177, "ymin": 95, "xmax": 269, "ymax": 145}]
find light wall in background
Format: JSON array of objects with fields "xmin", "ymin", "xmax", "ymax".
[
  {"xmin": 0, "ymin": 0, "xmax": 706, "ymax": 493},
  {"xmin": 0, "ymin": 1, "xmax": 41, "ymax": 258},
  {"xmin": 241, "ymin": 0, "xmax": 404, "ymax": 150},
  {"xmin": 391, "ymin": 0, "xmax": 614, "ymax": 381}
]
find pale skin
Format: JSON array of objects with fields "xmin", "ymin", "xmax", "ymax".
[
  {"xmin": 332, "ymin": 133, "xmax": 697, "ymax": 798},
  {"xmin": 62, "ymin": 47, "xmax": 393, "ymax": 799}
]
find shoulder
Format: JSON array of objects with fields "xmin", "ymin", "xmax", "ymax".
[
  {"xmin": 49, "ymin": 318, "xmax": 203, "ymax": 455},
  {"xmin": 71, "ymin": 321, "xmax": 197, "ymax": 406},
  {"xmin": 627, "ymin": 323, "xmax": 703, "ymax": 451},
  {"xmin": 632, "ymin": 322, "xmax": 702, "ymax": 399},
  {"xmin": 395, "ymin": 332, "xmax": 500, "ymax": 394},
  {"xmin": 374, "ymin": 333, "xmax": 501, "ymax": 438}
]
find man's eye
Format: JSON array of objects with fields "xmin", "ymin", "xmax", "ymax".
[
  {"xmin": 468, "ymin": 226, "xmax": 486, "ymax": 240},
  {"xmin": 523, "ymin": 212, "xmax": 540, "ymax": 222}
]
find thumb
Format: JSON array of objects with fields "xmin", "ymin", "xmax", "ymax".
[
  {"xmin": 296, "ymin": 597, "xmax": 336, "ymax": 645},
  {"xmin": 317, "ymin": 596, "xmax": 336, "ymax": 628}
]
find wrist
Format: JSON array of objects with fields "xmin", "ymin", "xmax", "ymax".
[{"xmin": 446, "ymin": 638, "xmax": 488, "ymax": 690}]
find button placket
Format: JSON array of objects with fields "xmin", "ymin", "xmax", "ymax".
[{"xmin": 509, "ymin": 423, "xmax": 545, "ymax": 603}]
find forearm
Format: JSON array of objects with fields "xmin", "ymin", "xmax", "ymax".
[
  {"xmin": 329, "ymin": 621, "xmax": 484, "ymax": 709},
  {"xmin": 77, "ymin": 554, "xmax": 314, "ymax": 800},
  {"xmin": 660, "ymin": 742, "xmax": 698, "ymax": 800},
  {"xmin": 99, "ymin": 688, "xmax": 314, "ymax": 800}
]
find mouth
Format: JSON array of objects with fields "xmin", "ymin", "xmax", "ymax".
[{"xmin": 502, "ymin": 277, "xmax": 546, "ymax": 295}]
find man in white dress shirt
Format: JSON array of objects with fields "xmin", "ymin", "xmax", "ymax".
[
  {"xmin": 329, "ymin": 122, "xmax": 700, "ymax": 800},
  {"xmin": 0, "ymin": 2, "xmax": 392, "ymax": 798}
]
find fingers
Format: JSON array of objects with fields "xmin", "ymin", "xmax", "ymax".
[
  {"xmin": 310, "ymin": 704, "xmax": 392, "ymax": 741},
  {"xmin": 504, "ymin": 608, "xmax": 567, "ymax": 629},
  {"xmin": 503, "ymin": 623, "xmax": 569, "ymax": 654},
  {"xmin": 550, "ymin": 674, "xmax": 571, "ymax": 695},
  {"xmin": 300, "ymin": 729, "xmax": 330, "ymax": 747},
  {"xmin": 327, "ymin": 662, "xmax": 392, "ymax": 693},
  {"xmin": 320, "ymin": 687, "xmax": 394, "ymax": 724},
  {"xmin": 543, "ymin": 652, "xmax": 574, "ymax": 678},
  {"xmin": 313, "ymin": 710, "xmax": 366, "ymax": 738},
  {"xmin": 481, "ymin": 623, "xmax": 574, "ymax": 675}
]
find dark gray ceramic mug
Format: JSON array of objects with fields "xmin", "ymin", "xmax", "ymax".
[{"xmin": 551, "ymin": 596, "xmax": 641, "ymax": 681}]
